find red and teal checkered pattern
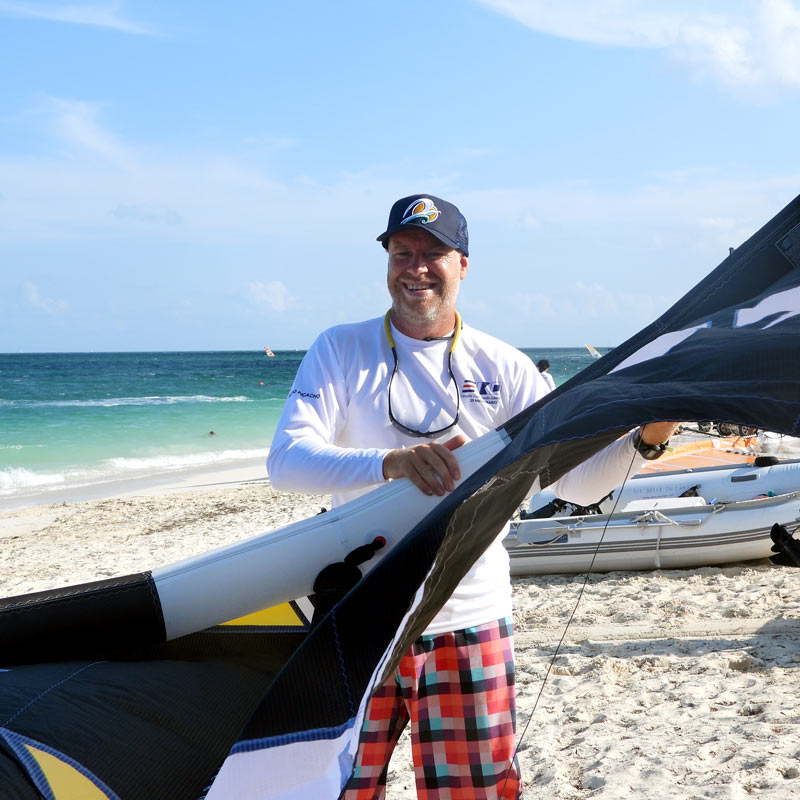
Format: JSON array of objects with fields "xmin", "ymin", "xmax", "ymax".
[{"xmin": 343, "ymin": 617, "xmax": 522, "ymax": 799}]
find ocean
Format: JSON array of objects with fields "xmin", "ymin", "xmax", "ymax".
[{"xmin": 0, "ymin": 347, "xmax": 607, "ymax": 507}]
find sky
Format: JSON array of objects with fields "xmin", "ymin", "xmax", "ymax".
[{"xmin": 1, "ymin": 0, "xmax": 800, "ymax": 352}]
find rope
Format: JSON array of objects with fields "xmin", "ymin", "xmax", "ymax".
[{"xmin": 500, "ymin": 442, "xmax": 641, "ymax": 797}]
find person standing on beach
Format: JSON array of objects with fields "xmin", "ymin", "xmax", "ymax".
[
  {"xmin": 536, "ymin": 358, "xmax": 556, "ymax": 393},
  {"xmin": 267, "ymin": 194, "xmax": 678, "ymax": 799}
]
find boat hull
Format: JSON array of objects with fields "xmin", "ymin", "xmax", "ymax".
[{"xmin": 506, "ymin": 491, "xmax": 800, "ymax": 575}]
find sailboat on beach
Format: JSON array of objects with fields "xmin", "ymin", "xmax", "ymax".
[{"xmin": 585, "ymin": 343, "xmax": 602, "ymax": 360}]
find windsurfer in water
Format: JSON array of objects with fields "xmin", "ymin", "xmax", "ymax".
[{"xmin": 267, "ymin": 194, "xmax": 678, "ymax": 799}]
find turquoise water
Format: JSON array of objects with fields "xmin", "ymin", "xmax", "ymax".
[{"xmin": 0, "ymin": 347, "xmax": 608, "ymax": 502}]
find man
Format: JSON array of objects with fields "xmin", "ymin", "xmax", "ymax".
[
  {"xmin": 536, "ymin": 358, "xmax": 556, "ymax": 393},
  {"xmin": 267, "ymin": 194, "xmax": 677, "ymax": 799}
]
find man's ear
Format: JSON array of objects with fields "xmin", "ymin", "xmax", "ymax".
[{"xmin": 460, "ymin": 254, "xmax": 468, "ymax": 279}]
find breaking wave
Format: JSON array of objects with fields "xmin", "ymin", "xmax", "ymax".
[
  {"xmin": 1, "ymin": 395, "xmax": 253, "ymax": 408},
  {"xmin": 0, "ymin": 447, "xmax": 267, "ymax": 497}
]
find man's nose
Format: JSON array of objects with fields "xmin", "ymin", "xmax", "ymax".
[{"xmin": 408, "ymin": 254, "xmax": 430, "ymax": 271}]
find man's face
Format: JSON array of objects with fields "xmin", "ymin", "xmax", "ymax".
[{"xmin": 386, "ymin": 228, "xmax": 468, "ymax": 333}]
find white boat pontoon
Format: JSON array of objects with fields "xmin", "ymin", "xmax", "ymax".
[{"xmin": 506, "ymin": 458, "xmax": 800, "ymax": 575}]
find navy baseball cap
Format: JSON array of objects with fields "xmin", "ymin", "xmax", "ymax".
[{"xmin": 376, "ymin": 194, "xmax": 469, "ymax": 256}]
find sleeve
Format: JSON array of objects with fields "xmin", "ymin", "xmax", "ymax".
[
  {"xmin": 549, "ymin": 430, "xmax": 645, "ymax": 506},
  {"xmin": 266, "ymin": 331, "xmax": 390, "ymax": 493}
]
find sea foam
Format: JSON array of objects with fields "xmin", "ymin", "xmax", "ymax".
[
  {"xmin": 2, "ymin": 395, "xmax": 253, "ymax": 408},
  {"xmin": 0, "ymin": 448, "xmax": 267, "ymax": 497},
  {"xmin": 104, "ymin": 448, "xmax": 266, "ymax": 474}
]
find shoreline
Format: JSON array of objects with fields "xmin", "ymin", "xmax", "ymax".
[
  {"xmin": 0, "ymin": 454, "xmax": 270, "ymax": 513},
  {"xmin": 0, "ymin": 463, "xmax": 328, "ymax": 598},
  {"xmin": 0, "ymin": 427, "xmax": 753, "ymax": 514}
]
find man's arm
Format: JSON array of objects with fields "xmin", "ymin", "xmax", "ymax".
[
  {"xmin": 640, "ymin": 421, "xmax": 681, "ymax": 447},
  {"xmin": 266, "ymin": 332, "xmax": 390, "ymax": 493},
  {"xmin": 268, "ymin": 328, "xmax": 471, "ymax": 497},
  {"xmin": 551, "ymin": 422, "xmax": 681, "ymax": 506}
]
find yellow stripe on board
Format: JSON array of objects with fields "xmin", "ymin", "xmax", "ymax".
[
  {"xmin": 220, "ymin": 602, "xmax": 305, "ymax": 627},
  {"xmin": 23, "ymin": 744, "xmax": 112, "ymax": 800}
]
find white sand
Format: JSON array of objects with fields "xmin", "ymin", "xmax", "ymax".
[
  {"xmin": 2, "ymin": 470, "xmax": 800, "ymax": 798},
  {"xmin": 0, "ymin": 464, "xmax": 328, "ymax": 596}
]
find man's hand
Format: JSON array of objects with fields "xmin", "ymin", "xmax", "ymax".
[
  {"xmin": 382, "ymin": 435, "xmax": 467, "ymax": 496},
  {"xmin": 640, "ymin": 421, "xmax": 681, "ymax": 445}
]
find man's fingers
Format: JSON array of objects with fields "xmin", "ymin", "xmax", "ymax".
[
  {"xmin": 409, "ymin": 448, "xmax": 451, "ymax": 496},
  {"xmin": 382, "ymin": 441, "xmax": 464, "ymax": 496},
  {"xmin": 383, "ymin": 448, "xmax": 439, "ymax": 494},
  {"xmin": 413, "ymin": 464, "xmax": 441, "ymax": 496},
  {"xmin": 425, "ymin": 442, "xmax": 462, "ymax": 488}
]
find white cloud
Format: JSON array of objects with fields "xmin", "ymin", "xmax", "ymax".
[
  {"xmin": 508, "ymin": 281, "xmax": 659, "ymax": 322},
  {"xmin": 24, "ymin": 281, "xmax": 68, "ymax": 313},
  {"xmin": 453, "ymin": 172, "xmax": 800, "ymax": 344},
  {"xmin": 46, "ymin": 98, "xmax": 130, "ymax": 164},
  {"xmin": 475, "ymin": 0, "xmax": 688, "ymax": 47},
  {"xmin": 1, "ymin": 96, "xmax": 796, "ymax": 260},
  {"xmin": 0, "ymin": 100, "xmax": 404, "ymax": 244},
  {"xmin": 475, "ymin": 0, "xmax": 800, "ymax": 93},
  {"xmin": 247, "ymin": 281, "xmax": 296, "ymax": 313},
  {"xmin": 1, "ymin": 109, "xmax": 796, "ymax": 266},
  {"xmin": 1, "ymin": 94, "xmax": 798, "ymax": 346},
  {"xmin": 0, "ymin": 1, "xmax": 155, "ymax": 34},
  {"xmin": 460, "ymin": 171, "xmax": 800, "ymax": 247}
]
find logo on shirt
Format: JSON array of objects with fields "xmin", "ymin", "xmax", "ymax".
[
  {"xmin": 290, "ymin": 388, "xmax": 321, "ymax": 400},
  {"xmin": 461, "ymin": 379, "xmax": 501, "ymax": 405}
]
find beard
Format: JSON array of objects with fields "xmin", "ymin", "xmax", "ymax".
[{"xmin": 388, "ymin": 280, "xmax": 460, "ymax": 331}]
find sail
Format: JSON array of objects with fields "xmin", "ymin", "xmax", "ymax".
[
  {"xmin": 264, "ymin": 346, "xmax": 276, "ymax": 357},
  {"xmin": 585, "ymin": 343, "xmax": 602, "ymax": 359},
  {"xmin": 2, "ymin": 192, "xmax": 800, "ymax": 799}
]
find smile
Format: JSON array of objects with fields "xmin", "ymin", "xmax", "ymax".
[{"xmin": 402, "ymin": 281, "xmax": 436, "ymax": 292}]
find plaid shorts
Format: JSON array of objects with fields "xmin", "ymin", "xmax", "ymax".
[{"xmin": 342, "ymin": 616, "xmax": 522, "ymax": 800}]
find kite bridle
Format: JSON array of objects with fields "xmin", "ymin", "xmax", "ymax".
[{"xmin": 501, "ymin": 441, "xmax": 642, "ymax": 796}]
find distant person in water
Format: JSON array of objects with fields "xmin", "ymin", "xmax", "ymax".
[
  {"xmin": 536, "ymin": 358, "xmax": 556, "ymax": 393},
  {"xmin": 208, "ymin": 431, "xmax": 216, "ymax": 436}
]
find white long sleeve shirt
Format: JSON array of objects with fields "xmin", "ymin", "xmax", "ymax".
[{"xmin": 268, "ymin": 315, "xmax": 643, "ymax": 634}]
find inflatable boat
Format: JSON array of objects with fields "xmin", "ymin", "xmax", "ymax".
[{"xmin": 506, "ymin": 459, "xmax": 800, "ymax": 574}]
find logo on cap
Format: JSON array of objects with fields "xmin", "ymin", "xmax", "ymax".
[{"xmin": 402, "ymin": 198, "xmax": 439, "ymax": 226}]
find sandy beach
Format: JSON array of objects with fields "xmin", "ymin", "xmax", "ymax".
[{"xmin": 2, "ymin": 466, "xmax": 800, "ymax": 798}]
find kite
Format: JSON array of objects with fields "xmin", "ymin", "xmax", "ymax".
[{"xmin": 2, "ymin": 192, "xmax": 800, "ymax": 799}]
